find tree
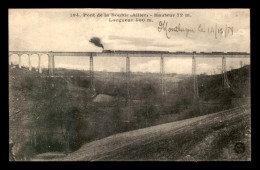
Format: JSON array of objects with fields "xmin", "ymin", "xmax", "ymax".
[
  {"xmin": 140, "ymin": 83, "xmax": 158, "ymax": 126},
  {"xmin": 111, "ymin": 103, "xmax": 122, "ymax": 133}
]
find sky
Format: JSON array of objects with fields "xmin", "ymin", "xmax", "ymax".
[{"xmin": 9, "ymin": 8, "xmax": 250, "ymax": 74}]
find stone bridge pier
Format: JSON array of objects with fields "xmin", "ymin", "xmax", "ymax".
[
  {"xmin": 48, "ymin": 53, "xmax": 55, "ymax": 76},
  {"xmin": 28, "ymin": 54, "xmax": 32, "ymax": 71},
  {"xmin": 160, "ymin": 54, "xmax": 166, "ymax": 97}
]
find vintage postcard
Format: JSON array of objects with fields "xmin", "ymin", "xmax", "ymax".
[{"xmin": 9, "ymin": 8, "xmax": 250, "ymax": 161}]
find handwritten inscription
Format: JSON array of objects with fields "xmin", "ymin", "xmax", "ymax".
[
  {"xmin": 158, "ymin": 21, "xmax": 234, "ymax": 39},
  {"xmin": 158, "ymin": 21, "xmax": 195, "ymax": 39}
]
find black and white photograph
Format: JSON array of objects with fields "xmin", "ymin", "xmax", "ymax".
[{"xmin": 8, "ymin": 8, "xmax": 250, "ymax": 161}]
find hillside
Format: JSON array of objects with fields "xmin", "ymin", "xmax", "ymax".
[
  {"xmin": 198, "ymin": 65, "xmax": 250, "ymax": 100},
  {"xmin": 9, "ymin": 64, "xmax": 251, "ymax": 161},
  {"xmin": 9, "ymin": 66, "xmax": 94, "ymax": 159},
  {"xmin": 48, "ymin": 105, "xmax": 250, "ymax": 161},
  {"xmin": 165, "ymin": 65, "xmax": 250, "ymax": 119}
]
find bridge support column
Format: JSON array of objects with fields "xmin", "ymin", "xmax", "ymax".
[
  {"xmin": 160, "ymin": 55, "xmax": 166, "ymax": 97},
  {"xmin": 48, "ymin": 54, "xmax": 51, "ymax": 74},
  {"xmin": 222, "ymin": 56, "xmax": 230, "ymax": 88},
  {"xmin": 38, "ymin": 54, "xmax": 42, "ymax": 73},
  {"xmin": 52, "ymin": 54, "xmax": 55, "ymax": 74},
  {"xmin": 126, "ymin": 54, "xmax": 131, "ymax": 104},
  {"xmin": 48, "ymin": 54, "xmax": 54, "ymax": 76},
  {"xmin": 90, "ymin": 53, "xmax": 95, "ymax": 91},
  {"xmin": 18, "ymin": 54, "xmax": 21, "ymax": 68},
  {"xmin": 126, "ymin": 54, "xmax": 131, "ymax": 122},
  {"xmin": 192, "ymin": 53, "xmax": 199, "ymax": 99},
  {"xmin": 28, "ymin": 54, "xmax": 32, "ymax": 71},
  {"xmin": 9, "ymin": 54, "xmax": 12, "ymax": 65}
]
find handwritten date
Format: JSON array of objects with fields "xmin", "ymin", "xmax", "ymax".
[{"xmin": 158, "ymin": 21, "xmax": 233, "ymax": 39}]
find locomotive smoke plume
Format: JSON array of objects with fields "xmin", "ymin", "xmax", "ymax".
[{"xmin": 89, "ymin": 37, "xmax": 104, "ymax": 49}]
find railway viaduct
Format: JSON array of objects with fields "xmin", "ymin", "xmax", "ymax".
[{"xmin": 8, "ymin": 51, "xmax": 250, "ymax": 99}]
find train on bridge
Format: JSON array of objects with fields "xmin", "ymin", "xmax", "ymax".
[{"xmin": 102, "ymin": 50, "xmax": 249, "ymax": 55}]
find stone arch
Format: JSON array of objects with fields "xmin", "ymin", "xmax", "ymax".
[
  {"xmin": 39, "ymin": 54, "xmax": 49, "ymax": 74},
  {"xmin": 9, "ymin": 54, "xmax": 19, "ymax": 66},
  {"xmin": 30, "ymin": 54, "xmax": 39, "ymax": 71},
  {"xmin": 20, "ymin": 54, "xmax": 29, "ymax": 68}
]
